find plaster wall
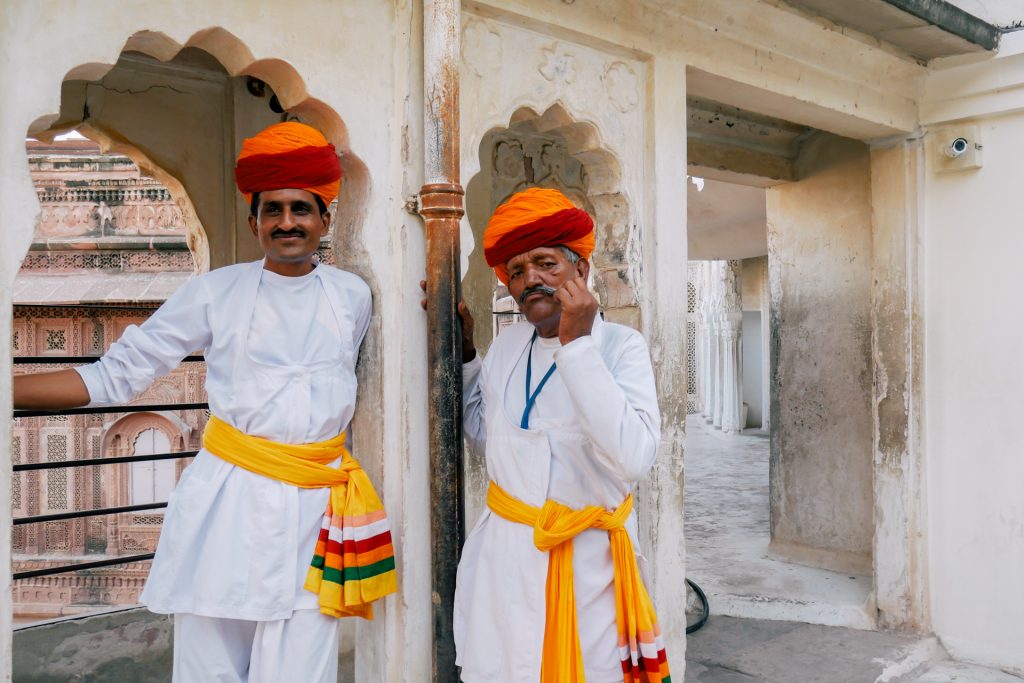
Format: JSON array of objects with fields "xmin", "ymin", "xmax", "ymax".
[
  {"xmin": 0, "ymin": 0, "xmax": 948, "ymax": 679},
  {"xmin": 923, "ymin": 116, "xmax": 1024, "ymax": 672},
  {"xmin": 742, "ymin": 311, "xmax": 763, "ymax": 429},
  {"xmin": 0, "ymin": 2, "xmax": 430, "ymax": 681},
  {"xmin": 742, "ymin": 256, "xmax": 769, "ymax": 430},
  {"xmin": 766, "ymin": 133, "xmax": 874, "ymax": 575},
  {"xmin": 919, "ymin": 42, "xmax": 1024, "ymax": 672}
]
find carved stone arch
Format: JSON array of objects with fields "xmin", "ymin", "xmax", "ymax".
[
  {"xmin": 102, "ymin": 411, "xmax": 184, "ymax": 507},
  {"xmin": 102, "ymin": 412, "xmax": 181, "ymax": 457},
  {"xmin": 25, "ymin": 26, "xmax": 373, "ymax": 277},
  {"xmin": 462, "ymin": 103, "xmax": 637, "ymax": 525},
  {"xmin": 464, "ymin": 102, "xmax": 638, "ymax": 360}
]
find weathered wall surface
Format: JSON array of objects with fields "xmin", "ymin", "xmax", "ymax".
[
  {"xmin": 766, "ymin": 133, "xmax": 874, "ymax": 575},
  {"xmin": 0, "ymin": 2, "xmax": 429, "ymax": 681},
  {"xmin": 920, "ymin": 34, "xmax": 1024, "ymax": 675},
  {"xmin": 868, "ymin": 139, "xmax": 927, "ymax": 632}
]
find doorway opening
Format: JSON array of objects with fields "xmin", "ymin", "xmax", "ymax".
[{"xmin": 683, "ymin": 88, "xmax": 877, "ymax": 630}]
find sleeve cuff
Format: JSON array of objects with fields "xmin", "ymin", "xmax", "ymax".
[{"xmin": 73, "ymin": 364, "xmax": 105, "ymax": 407}]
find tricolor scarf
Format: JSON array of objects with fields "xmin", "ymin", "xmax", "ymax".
[
  {"xmin": 487, "ymin": 481, "xmax": 671, "ymax": 683},
  {"xmin": 202, "ymin": 415, "xmax": 397, "ymax": 619}
]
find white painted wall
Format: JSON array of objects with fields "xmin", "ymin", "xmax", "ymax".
[
  {"xmin": 0, "ymin": 2, "xmax": 430, "ymax": 681},
  {"xmin": 921, "ymin": 37, "xmax": 1024, "ymax": 675},
  {"xmin": 742, "ymin": 311, "xmax": 763, "ymax": 429}
]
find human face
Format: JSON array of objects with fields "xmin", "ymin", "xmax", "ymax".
[
  {"xmin": 248, "ymin": 188, "xmax": 330, "ymax": 276},
  {"xmin": 505, "ymin": 246, "xmax": 588, "ymax": 337}
]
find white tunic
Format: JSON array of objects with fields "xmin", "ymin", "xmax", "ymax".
[
  {"xmin": 455, "ymin": 317, "xmax": 661, "ymax": 683},
  {"xmin": 76, "ymin": 260, "xmax": 371, "ymax": 621}
]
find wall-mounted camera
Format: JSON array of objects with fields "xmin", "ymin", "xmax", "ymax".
[
  {"xmin": 935, "ymin": 126, "xmax": 982, "ymax": 173},
  {"xmin": 943, "ymin": 137, "xmax": 969, "ymax": 159}
]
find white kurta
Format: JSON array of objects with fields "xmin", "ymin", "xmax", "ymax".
[
  {"xmin": 455, "ymin": 317, "xmax": 662, "ymax": 683},
  {"xmin": 76, "ymin": 259, "xmax": 371, "ymax": 621}
]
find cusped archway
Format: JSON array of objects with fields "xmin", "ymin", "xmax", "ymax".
[
  {"xmin": 26, "ymin": 27, "xmax": 372, "ymax": 275},
  {"xmin": 464, "ymin": 102, "xmax": 638, "ymax": 357}
]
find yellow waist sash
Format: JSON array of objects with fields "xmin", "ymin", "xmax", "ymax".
[
  {"xmin": 487, "ymin": 481, "xmax": 671, "ymax": 683},
  {"xmin": 202, "ymin": 415, "xmax": 397, "ymax": 619}
]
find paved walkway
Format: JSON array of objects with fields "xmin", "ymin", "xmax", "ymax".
[
  {"xmin": 683, "ymin": 416, "xmax": 1022, "ymax": 682},
  {"xmin": 686, "ymin": 616, "xmax": 1023, "ymax": 683},
  {"xmin": 684, "ymin": 415, "xmax": 874, "ymax": 629}
]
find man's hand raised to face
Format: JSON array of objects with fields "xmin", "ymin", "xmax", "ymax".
[{"xmin": 554, "ymin": 275, "xmax": 598, "ymax": 346}]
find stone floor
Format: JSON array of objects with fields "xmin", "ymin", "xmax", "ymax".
[
  {"xmin": 684, "ymin": 415, "xmax": 874, "ymax": 629},
  {"xmin": 685, "ymin": 616, "xmax": 1023, "ymax": 683},
  {"xmin": 683, "ymin": 415, "xmax": 1022, "ymax": 682}
]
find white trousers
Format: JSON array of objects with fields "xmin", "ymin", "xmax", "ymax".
[{"xmin": 172, "ymin": 610, "xmax": 340, "ymax": 683}]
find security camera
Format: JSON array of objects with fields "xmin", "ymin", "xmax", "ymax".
[{"xmin": 944, "ymin": 137, "xmax": 970, "ymax": 159}]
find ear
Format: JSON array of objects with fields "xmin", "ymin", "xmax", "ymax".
[
  {"xmin": 320, "ymin": 212, "xmax": 331, "ymax": 237},
  {"xmin": 576, "ymin": 258, "xmax": 590, "ymax": 281},
  {"xmin": 248, "ymin": 213, "xmax": 258, "ymax": 238}
]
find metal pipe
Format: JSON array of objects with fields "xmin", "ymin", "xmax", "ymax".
[
  {"xmin": 14, "ymin": 450, "xmax": 198, "ymax": 472},
  {"xmin": 422, "ymin": 1, "xmax": 465, "ymax": 680},
  {"xmin": 14, "ymin": 502, "xmax": 167, "ymax": 525},
  {"xmin": 14, "ymin": 553, "xmax": 155, "ymax": 581},
  {"xmin": 14, "ymin": 401, "xmax": 208, "ymax": 419},
  {"xmin": 13, "ymin": 355, "xmax": 205, "ymax": 364}
]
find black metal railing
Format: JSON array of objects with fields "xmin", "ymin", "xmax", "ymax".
[{"xmin": 11, "ymin": 355, "xmax": 206, "ymax": 581}]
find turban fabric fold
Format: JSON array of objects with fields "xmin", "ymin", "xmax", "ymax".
[
  {"xmin": 483, "ymin": 188, "xmax": 595, "ymax": 284},
  {"xmin": 235, "ymin": 121, "xmax": 342, "ymax": 207}
]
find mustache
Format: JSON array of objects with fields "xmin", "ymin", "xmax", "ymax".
[
  {"xmin": 271, "ymin": 228, "xmax": 305, "ymax": 238},
  {"xmin": 517, "ymin": 285, "xmax": 557, "ymax": 304}
]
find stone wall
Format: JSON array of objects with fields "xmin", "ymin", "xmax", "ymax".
[{"xmin": 766, "ymin": 133, "xmax": 874, "ymax": 575}]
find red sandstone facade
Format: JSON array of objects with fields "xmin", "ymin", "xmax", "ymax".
[{"xmin": 11, "ymin": 139, "xmax": 203, "ymax": 622}]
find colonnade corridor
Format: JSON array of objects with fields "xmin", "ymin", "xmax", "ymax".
[{"xmin": 683, "ymin": 415, "xmax": 875, "ymax": 629}]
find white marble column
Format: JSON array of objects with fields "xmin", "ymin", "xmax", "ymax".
[
  {"xmin": 719, "ymin": 312, "xmax": 744, "ymax": 433},
  {"xmin": 702, "ymin": 260, "xmax": 744, "ymax": 432},
  {"xmin": 719, "ymin": 260, "xmax": 745, "ymax": 433}
]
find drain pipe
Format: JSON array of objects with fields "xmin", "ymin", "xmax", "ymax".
[{"xmin": 421, "ymin": 0, "xmax": 465, "ymax": 680}]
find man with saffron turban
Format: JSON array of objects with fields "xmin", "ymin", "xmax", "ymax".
[
  {"xmin": 454, "ymin": 188, "xmax": 671, "ymax": 682},
  {"xmin": 14, "ymin": 122, "xmax": 396, "ymax": 682}
]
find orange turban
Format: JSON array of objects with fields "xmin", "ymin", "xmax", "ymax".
[
  {"xmin": 235, "ymin": 121, "xmax": 342, "ymax": 207},
  {"xmin": 483, "ymin": 188, "xmax": 595, "ymax": 284}
]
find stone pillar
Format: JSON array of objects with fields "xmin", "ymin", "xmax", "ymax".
[
  {"xmin": 712, "ymin": 317, "xmax": 725, "ymax": 428},
  {"xmin": 719, "ymin": 260, "xmax": 744, "ymax": 433},
  {"xmin": 869, "ymin": 138, "xmax": 926, "ymax": 630},
  {"xmin": 636, "ymin": 54, "xmax": 689, "ymax": 670},
  {"xmin": 766, "ymin": 133, "xmax": 874, "ymax": 576},
  {"xmin": 704, "ymin": 259, "xmax": 744, "ymax": 432},
  {"xmin": 719, "ymin": 321, "xmax": 744, "ymax": 433}
]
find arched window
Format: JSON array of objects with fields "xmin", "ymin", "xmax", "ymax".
[{"xmin": 130, "ymin": 428, "xmax": 175, "ymax": 504}]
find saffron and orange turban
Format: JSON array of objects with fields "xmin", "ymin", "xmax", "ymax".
[
  {"xmin": 235, "ymin": 121, "xmax": 342, "ymax": 207},
  {"xmin": 483, "ymin": 188, "xmax": 595, "ymax": 284}
]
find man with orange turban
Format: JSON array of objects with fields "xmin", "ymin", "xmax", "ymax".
[
  {"xmin": 454, "ymin": 188, "xmax": 671, "ymax": 682},
  {"xmin": 15, "ymin": 122, "xmax": 394, "ymax": 682}
]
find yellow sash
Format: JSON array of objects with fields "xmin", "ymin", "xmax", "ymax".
[
  {"xmin": 487, "ymin": 481, "xmax": 671, "ymax": 683},
  {"xmin": 202, "ymin": 415, "xmax": 397, "ymax": 619}
]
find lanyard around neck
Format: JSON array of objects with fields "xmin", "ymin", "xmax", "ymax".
[{"xmin": 521, "ymin": 330, "xmax": 558, "ymax": 430}]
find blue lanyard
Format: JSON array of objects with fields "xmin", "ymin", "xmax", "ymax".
[{"xmin": 521, "ymin": 331, "xmax": 558, "ymax": 429}]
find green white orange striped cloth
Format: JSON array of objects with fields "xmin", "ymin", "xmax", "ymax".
[
  {"xmin": 486, "ymin": 481, "xmax": 672, "ymax": 683},
  {"xmin": 202, "ymin": 415, "xmax": 397, "ymax": 619}
]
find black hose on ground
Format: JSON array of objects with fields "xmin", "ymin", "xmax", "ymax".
[{"xmin": 685, "ymin": 578, "xmax": 710, "ymax": 634}]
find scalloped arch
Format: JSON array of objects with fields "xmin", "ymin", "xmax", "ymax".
[
  {"xmin": 464, "ymin": 101, "xmax": 639, "ymax": 331},
  {"xmin": 26, "ymin": 26, "xmax": 370, "ymax": 276}
]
